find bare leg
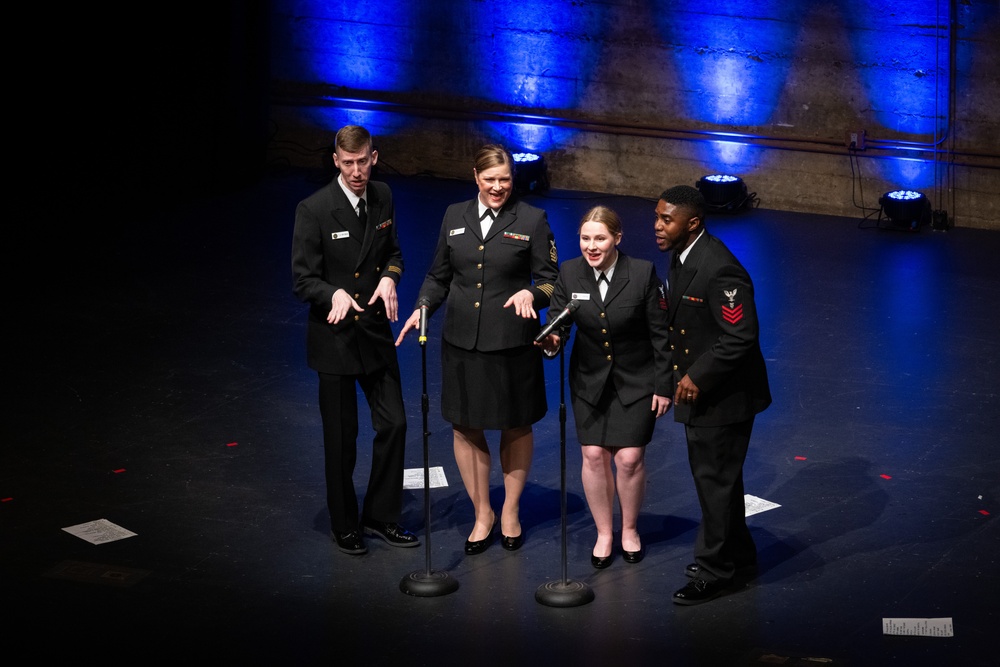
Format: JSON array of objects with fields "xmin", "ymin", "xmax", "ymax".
[
  {"xmin": 581, "ymin": 444, "xmax": 615, "ymax": 558},
  {"xmin": 614, "ymin": 446, "xmax": 647, "ymax": 552},
  {"xmin": 498, "ymin": 425, "xmax": 533, "ymax": 537},
  {"xmin": 453, "ymin": 425, "xmax": 494, "ymax": 541}
]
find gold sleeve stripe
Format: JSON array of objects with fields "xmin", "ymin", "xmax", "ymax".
[
  {"xmin": 388, "ymin": 266, "xmax": 403, "ymax": 275},
  {"xmin": 537, "ymin": 283, "xmax": 555, "ymax": 297}
]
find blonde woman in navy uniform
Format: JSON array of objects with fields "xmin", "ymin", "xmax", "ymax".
[
  {"xmin": 397, "ymin": 144, "xmax": 558, "ymax": 554},
  {"xmin": 537, "ymin": 206, "xmax": 672, "ymax": 568}
]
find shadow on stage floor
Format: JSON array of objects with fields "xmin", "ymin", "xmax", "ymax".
[{"xmin": 3, "ymin": 167, "xmax": 997, "ymax": 666}]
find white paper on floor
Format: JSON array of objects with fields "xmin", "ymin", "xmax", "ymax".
[
  {"xmin": 882, "ymin": 617, "xmax": 954, "ymax": 637},
  {"xmin": 744, "ymin": 494, "xmax": 781, "ymax": 517},
  {"xmin": 62, "ymin": 519, "xmax": 137, "ymax": 545},
  {"xmin": 403, "ymin": 466, "xmax": 448, "ymax": 489}
]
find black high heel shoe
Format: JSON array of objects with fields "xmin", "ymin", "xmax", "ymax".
[
  {"xmin": 591, "ymin": 552, "xmax": 612, "ymax": 569},
  {"xmin": 621, "ymin": 544, "xmax": 645, "ymax": 564},
  {"xmin": 464, "ymin": 514, "xmax": 498, "ymax": 555},
  {"xmin": 501, "ymin": 533, "xmax": 524, "ymax": 551}
]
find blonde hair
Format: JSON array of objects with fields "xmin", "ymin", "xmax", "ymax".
[{"xmin": 579, "ymin": 205, "xmax": 623, "ymax": 236}]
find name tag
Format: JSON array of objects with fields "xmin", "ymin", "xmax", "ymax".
[
  {"xmin": 571, "ymin": 292, "xmax": 591, "ymax": 301},
  {"xmin": 331, "ymin": 231, "xmax": 350, "ymax": 240},
  {"xmin": 449, "ymin": 227, "xmax": 466, "ymax": 236}
]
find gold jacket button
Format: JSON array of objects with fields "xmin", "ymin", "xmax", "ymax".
[
  {"xmin": 476, "ymin": 282, "xmax": 482, "ymax": 289},
  {"xmin": 474, "ymin": 302, "xmax": 481, "ymax": 308},
  {"xmin": 354, "ymin": 272, "xmax": 361, "ymax": 278},
  {"xmin": 606, "ymin": 355, "xmax": 612, "ymax": 361},
  {"xmin": 604, "ymin": 341, "xmax": 610, "ymax": 348},
  {"xmin": 477, "ymin": 263, "xmax": 483, "ymax": 270},
  {"xmin": 479, "ymin": 245, "xmax": 484, "ymax": 251}
]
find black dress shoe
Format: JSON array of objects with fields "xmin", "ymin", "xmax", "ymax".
[
  {"xmin": 464, "ymin": 515, "xmax": 497, "ymax": 555},
  {"xmin": 622, "ymin": 544, "xmax": 644, "ymax": 564},
  {"xmin": 591, "ymin": 553, "xmax": 612, "ymax": 569},
  {"xmin": 363, "ymin": 521, "xmax": 420, "ymax": 548},
  {"xmin": 332, "ymin": 530, "xmax": 367, "ymax": 555},
  {"xmin": 685, "ymin": 561, "xmax": 757, "ymax": 578},
  {"xmin": 501, "ymin": 533, "xmax": 524, "ymax": 551},
  {"xmin": 672, "ymin": 578, "xmax": 733, "ymax": 606}
]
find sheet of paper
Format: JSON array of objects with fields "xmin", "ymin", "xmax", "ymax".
[
  {"xmin": 62, "ymin": 519, "xmax": 137, "ymax": 545},
  {"xmin": 744, "ymin": 494, "xmax": 781, "ymax": 517},
  {"xmin": 882, "ymin": 617, "xmax": 954, "ymax": 637},
  {"xmin": 403, "ymin": 466, "xmax": 448, "ymax": 489}
]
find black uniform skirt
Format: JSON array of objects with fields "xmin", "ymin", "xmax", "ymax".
[
  {"xmin": 440, "ymin": 341, "xmax": 547, "ymax": 430},
  {"xmin": 572, "ymin": 382, "xmax": 656, "ymax": 447}
]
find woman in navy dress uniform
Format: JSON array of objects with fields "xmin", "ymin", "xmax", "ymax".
[
  {"xmin": 537, "ymin": 206, "xmax": 672, "ymax": 568},
  {"xmin": 397, "ymin": 144, "xmax": 558, "ymax": 554}
]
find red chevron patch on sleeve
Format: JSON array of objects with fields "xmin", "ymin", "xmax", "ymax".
[{"xmin": 722, "ymin": 304, "xmax": 743, "ymax": 324}]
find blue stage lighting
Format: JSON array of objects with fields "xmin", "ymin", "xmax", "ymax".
[
  {"xmin": 513, "ymin": 152, "xmax": 548, "ymax": 195},
  {"xmin": 879, "ymin": 190, "xmax": 931, "ymax": 230},
  {"xmin": 697, "ymin": 174, "xmax": 751, "ymax": 212}
]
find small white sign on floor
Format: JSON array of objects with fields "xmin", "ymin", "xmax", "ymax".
[
  {"xmin": 403, "ymin": 466, "xmax": 448, "ymax": 489},
  {"xmin": 882, "ymin": 617, "xmax": 954, "ymax": 637},
  {"xmin": 62, "ymin": 519, "xmax": 137, "ymax": 545},
  {"xmin": 744, "ymin": 494, "xmax": 781, "ymax": 517}
]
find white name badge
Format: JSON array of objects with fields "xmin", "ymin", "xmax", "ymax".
[
  {"xmin": 571, "ymin": 292, "xmax": 591, "ymax": 301},
  {"xmin": 331, "ymin": 231, "xmax": 350, "ymax": 240},
  {"xmin": 449, "ymin": 227, "xmax": 466, "ymax": 236}
]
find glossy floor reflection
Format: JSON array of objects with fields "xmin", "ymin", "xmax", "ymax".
[{"xmin": 4, "ymin": 167, "xmax": 997, "ymax": 666}]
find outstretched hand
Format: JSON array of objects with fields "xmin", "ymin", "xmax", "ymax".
[{"xmin": 503, "ymin": 288, "xmax": 538, "ymax": 319}]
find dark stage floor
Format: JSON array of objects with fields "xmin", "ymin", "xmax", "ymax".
[{"xmin": 4, "ymin": 166, "xmax": 997, "ymax": 666}]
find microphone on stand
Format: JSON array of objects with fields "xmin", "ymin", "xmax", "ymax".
[
  {"xmin": 535, "ymin": 300, "xmax": 580, "ymax": 343},
  {"xmin": 418, "ymin": 305, "xmax": 429, "ymax": 345}
]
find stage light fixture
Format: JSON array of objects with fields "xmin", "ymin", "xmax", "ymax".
[
  {"xmin": 879, "ymin": 190, "xmax": 931, "ymax": 230},
  {"xmin": 697, "ymin": 174, "xmax": 750, "ymax": 212},
  {"xmin": 513, "ymin": 152, "xmax": 549, "ymax": 195}
]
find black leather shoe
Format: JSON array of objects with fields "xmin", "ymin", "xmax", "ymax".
[
  {"xmin": 333, "ymin": 530, "xmax": 367, "ymax": 555},
  {"xmin": 501, "ymin": 533, "xmax": 524, "ymax": 551},
  {"xmin": 363, "ymin": 521, "xmax": 420, "ymax": 548},
  {"xmin": 591, "ymin": 553, "xmax": 612, "ymax": 569},
  {"xmin": 464, "ymin": 515, "xmax": 497, "ymax": 555},
  {"xmin": 685, "ymin": 562, "xmax": 757, "ymax": 578},
  {"xmin": 672, "ymin": 578, "xmax": 733, "ymax": 606},
  {"xmin": 622, "ymin": 545, "xmax": 644, "ymax": 564}
]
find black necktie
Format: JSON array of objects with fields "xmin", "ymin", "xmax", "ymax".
[
  {"xmin": 480, "ymin": 208, "xmax": 495, "ymax": 221},
  {"xmin": 357, "ymin": 199, "xmax": 367, "ymax": 227},
  {"xmin": 598, "ymin": 272, "xmax": 609, "ymax": 298}
]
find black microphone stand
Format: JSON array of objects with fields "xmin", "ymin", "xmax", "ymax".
[
  {"xmin": 535, "ymin": 334, "xmax": 594, "ymax": 607},
  {"xmin": 400, "ymin": 318, "xmax": 458, "ymax": 597}
]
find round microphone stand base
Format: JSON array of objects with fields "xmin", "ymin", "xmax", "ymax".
[
  {"xmin": 400, "ymin": 569, "xmax": 460, "ymax": 598},
  {"xmin": 535, "ymin": 579, "xmax": 594, "ymax": 607}
]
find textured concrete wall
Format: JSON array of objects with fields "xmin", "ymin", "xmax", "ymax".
[{"xmin": 267, "ymin": 1, "xmax": 999, "ymax": 229}]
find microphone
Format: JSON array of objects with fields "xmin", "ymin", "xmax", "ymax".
[
  {"xmin": 535, "ymin": 300, "xmax": 579, "ymax": 342},
  {"xmin": 418, "ymin": 305, "xmax": 429, "ymax": 345}
]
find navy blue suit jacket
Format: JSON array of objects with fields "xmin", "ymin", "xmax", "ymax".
[{"xmin": 291, "ymin": 178, "xmax": 403, "ymax": 375}]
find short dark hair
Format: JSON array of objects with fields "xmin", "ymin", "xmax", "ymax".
[
  {"xmin": 660, "ymin": 185, "xmax": 707, "ymax": 223},
  {"xmin": 334, "ymin": 125, "xmax": 374, "ymax": 154}
]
